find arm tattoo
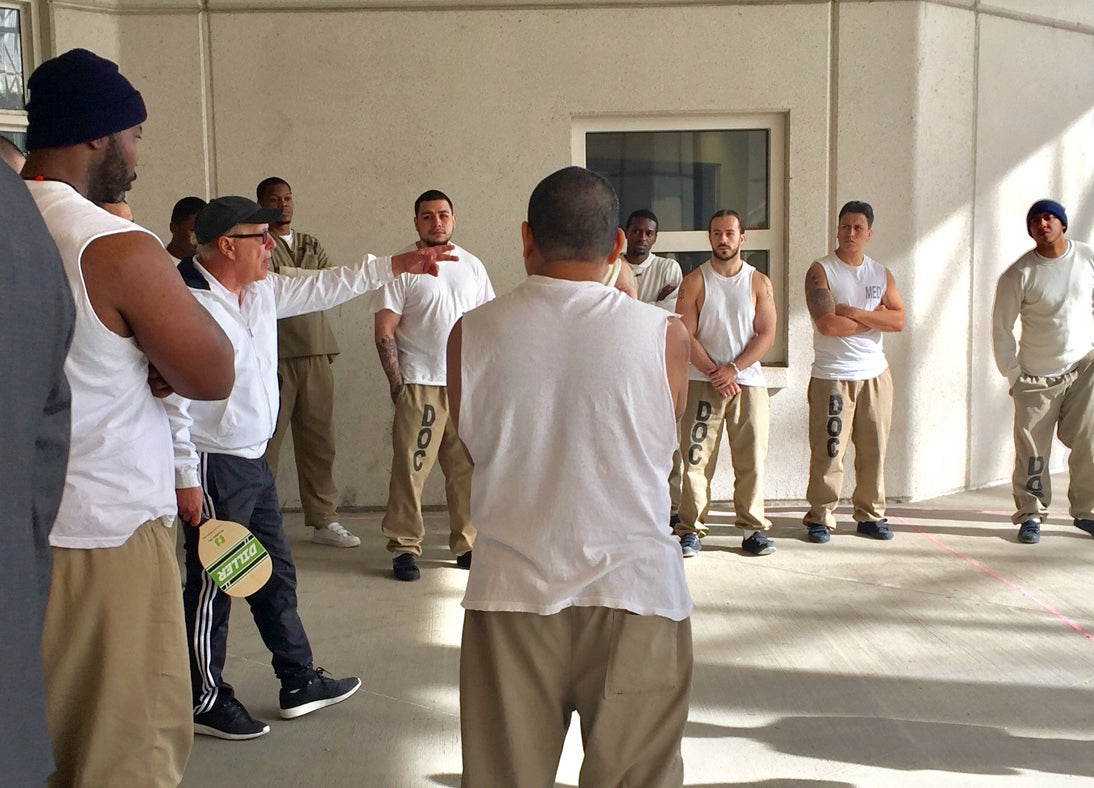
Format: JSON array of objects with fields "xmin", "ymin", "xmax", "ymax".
[
  {"xmin": 805, "ymin": 268, "xmax": 835, "ymax": 320},
  {"xmin": 375, "ymin": 336, "xmax": 403, "ymax": 390}
]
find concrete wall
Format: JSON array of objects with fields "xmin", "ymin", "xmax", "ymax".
[{"xmin": 43, "ymin": 0, "xmax": 1094, "ymax": 509}]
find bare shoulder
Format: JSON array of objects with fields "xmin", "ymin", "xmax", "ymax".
[
  {"xmin": 83, "ymin": 229, "xmax": 171, "ymax": 274},
  {"xmin": 679, "ymin": 266, "xmax": 704, "ymax": 295},
  {"xmin": 752, "ymin": 270, "xmax": 774, "ymax": 298},
  {"xmin": 805, "ymin": 261, "xmax": 829, "ymax": 289}
]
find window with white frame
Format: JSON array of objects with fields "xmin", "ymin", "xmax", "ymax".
[
  {"xmin": 574, "ymin": 114, "xmax": 787, "ymax": 365},
  {"xmin": 0, "ymin": 1, "xmax": 37, "ymax": 154}
]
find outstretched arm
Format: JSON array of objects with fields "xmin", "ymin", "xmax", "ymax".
[
  {"xmin": 805, "ymin": 262, "xmax": 869, "ymax": 337},
  {"xmin": 835, "ymin": 268, "xmax": 905, "ymax": 332}
]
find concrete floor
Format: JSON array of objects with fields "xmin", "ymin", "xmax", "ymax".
[{"xmin": 179, "ymin": 475, "xmax": 1094, "ymax": 787}]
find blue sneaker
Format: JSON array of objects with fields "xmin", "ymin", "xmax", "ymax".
[
  {"xmin": 742, "ymin": 530, "xmax": 776, "ymax": 556},
  {"xmin": 680, "ymin": 533, "xmax": 701, "ymax": 558},
  {"xmin": 807, "ymin": 524, "xmax": 831, "ymax": 543},
  {"xmin": 1017, "ymin": 519, "xmax": 1040, "ymax": 544},
  {"xmin": 856, "ymin": 520, "xmax": 894, "ymax": 540}
]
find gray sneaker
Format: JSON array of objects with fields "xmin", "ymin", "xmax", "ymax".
[
  {"xmin": 310, "ymin": 522, "xmax": 361, "ymax": 548},
  {"xmin": 680, "ymin": 533, "xmax": 701, "ymax": 558}
]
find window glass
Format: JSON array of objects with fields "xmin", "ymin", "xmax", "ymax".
[
  {"xmin": 586, "ymin": 129, "xmax": 769, "ymax": 231},
  {"xmin": 0, "ymin": 7, "xmax": 24, "ymax": 111}
]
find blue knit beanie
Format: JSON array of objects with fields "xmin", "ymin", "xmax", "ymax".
[
  {"xmin": 1026, "ymin": 199, "xmax": 1067, "ymax": 230},
  {"xmin": 25, "ymin": 49, "xmax": 147, "ymax": 151}
]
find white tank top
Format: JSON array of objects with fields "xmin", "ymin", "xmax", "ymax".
[
  {"xmin": 688, "ymin": 261, "xmax": 766, "ymax": 387},
  {"xmin": 28, "ymin": 181, "xmax": 176, "ymax": 548},
  {"xmin": 459, "ymin": 276, "xmax": 692, "ymax": 621},
  {"xmin": 811, "ymin": 252, "xmax": 890, "ymax": 380}
]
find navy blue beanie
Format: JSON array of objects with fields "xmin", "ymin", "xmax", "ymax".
[
  {"xmin": 25, "ymin": 49, "xmax": 147, "ymax": 151},
  {"xmin": 1026, "ymin": 199, "xmax": 1067, "ymax": 230}
]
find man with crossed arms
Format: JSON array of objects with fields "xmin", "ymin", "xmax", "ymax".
[
  {"xmin": 674, "ymin": 209, "xmax": 777, "ymax": 557},
  {"xmin": 803, "ymin": 200, "xmax": 905, "ymax": 544}
]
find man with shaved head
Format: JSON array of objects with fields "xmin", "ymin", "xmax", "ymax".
[{"xmin": 450, "ymin": 166, "xmax": 693, "ymax": 785}]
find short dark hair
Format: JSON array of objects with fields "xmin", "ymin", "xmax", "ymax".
[
  {"xmin": 256, "ymin": 176, "xmax": 290, "ymax": 201},
  {"xmin": 415, "ymin": 189, "xmax": 453, "ymax": 215},
  {"xmin": 625, "ymin": 209, "xmax": 658, "ymax": 231},
  {"xmin": 838, "ymin": 200, "xmax": 874, "ymax": 227},
  {"xmin": 708, "ymin": 209, "xmax": 744, "ymax": 232},
  {"xmin": 171, "ymin": 196, "xmax": 207, "ymax": 223},
  {"xmin": 527, "ymin": 166, "xmax": 619, "ymax": 264}
]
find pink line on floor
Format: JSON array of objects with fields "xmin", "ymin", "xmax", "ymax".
[{"xmin": 893, "ymin": 516, "xmax": 1094, "ymax": 643}]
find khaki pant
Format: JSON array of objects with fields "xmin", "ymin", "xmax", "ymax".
[
  {"xmin": 265, "ymin": 355, "xmax": 340, "ymax": 527},
  {"xmin": 1010, "ymin": 350, "xmax": 1094, "ymax": 523},
  {"xmin": 677, "ymin": 380, "xmax": 770, "ymax": 536},
  {"xmin": 805, "ymin": 369, "xmax": 893, "ymax": 528},
  {"xmin": 460, "ymin": 608, "xmax": 692, "ymax": 788},
  {"xmin": 42, "ymin": 520, "xmax": 192, "ymax": 788},
  {"xmin": 381, "ymin": 383, "xmax": 475, "ymax": 556}
]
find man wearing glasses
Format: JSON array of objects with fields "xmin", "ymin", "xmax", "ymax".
[{"xmin": 166, "ymin": 196, "xmax": 453, "ymax": 740}]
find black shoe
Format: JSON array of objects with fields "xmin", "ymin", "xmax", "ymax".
[
  {"xmin": 1018, "ymin": 519, "xmax": 1041, "ymax": 544},
  {"xmin": 742, "ymin": 530, "xmax": 776, "ymax": 556},
  {"xmin": 856, "ymin": 520, "xmax": 894, "ymax": 540},
  {"xmin": 1075, "ymin": 519, "xmax": 1094, "ymax": 538},
  {"xmin": 456, "ymin": 551, "xmax": 472, "ymax": 569},
  {"xmin": 194, "ymin": 698, "xmax": 270, "ymax": 740},
  {"xmin": 393, "ymin": 553, "xmax": 420, "ymax": 581},
  {"xmin": 669, "ymin": 513, "xmax": 681, "ymax": 535},
  {"xmin": 807, "ymin": 524, "xmax": 831, "ymax": 543},
  {"xmin": 279, "ymin": 668, "xmax": 362, "ymax": 720}
]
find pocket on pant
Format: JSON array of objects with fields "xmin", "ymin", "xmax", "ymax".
[{"xmin": 603, "ymin": 611, "xmax": 679, "ymax": 697}]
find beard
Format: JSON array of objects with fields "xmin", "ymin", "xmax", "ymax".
[
  {"xmin": 712, "ymin": 243, "xmax": 741, "ymax": 261},
  {"xmin": 87, "ymin": 135, "xmax": 136, "ymax": 205}
]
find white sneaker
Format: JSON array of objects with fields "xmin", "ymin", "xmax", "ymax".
[{"xmin": 309, "ymin": 522, "xmax": 360, "ymax": 548}]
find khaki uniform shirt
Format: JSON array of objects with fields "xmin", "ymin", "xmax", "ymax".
[{"xmin": 270, "ymin": 231, "xmax": 340, "ymax": 358}]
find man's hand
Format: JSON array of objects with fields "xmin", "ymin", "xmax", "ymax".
[
  {"xmin": 389, "ymin": 383, "xmax": 403, "ymax": 403},
  {"xmin": 392, "ymin": 244, "xmax": 457, "ymax": 277},
  {"xmin": 708, "ymin": 364, "xmax": 738, "ymax": 390},
  {"xmin": 176, "ymin": 486, "xmax": 203, "ymax": 527},
  {"xmin": 656, "ymin": 283, "xmax": 678, "ymax": 302},
  {"xmin": 148, "ymin": 364, "xmax": 174, "ymax": 398}
]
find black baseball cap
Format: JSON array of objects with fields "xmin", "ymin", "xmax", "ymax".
[{"xmin": 194, "ymin": 196, "xmax": 281, "ymax": 244}]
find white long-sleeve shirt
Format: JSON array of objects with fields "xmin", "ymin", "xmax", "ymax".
[
  {"xmin": 167, "ymin": 255, "xmax": 396, "ymax": 487},
  {"xmin": 991, "ymin": 240, "xmax": 1094, "ymax": 385}
]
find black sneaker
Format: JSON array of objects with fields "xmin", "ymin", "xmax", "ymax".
[
  {"xmin": 857, "ymin": 520, "xmax": 894, "ymax": 540},
  {"xmin": 680, "ymin": 532, "xmax": 701, "ymax": 558},
  {"xmin": 1018, "ymin": 518, "xmax": 1041, "ymax": 544},
  {"xmin": 1075, "ymin": 519, "xmax": 1094, "ymax": 538},
  {"xmin": 194, "ymin": 698, "xmax": 270, "ymax": 740},
  {"xmin": 807, "ymin": 523, "xmax": 831, "ymax": 543},
  {"xmin": 393, "ymin": 553, "xmax": 420, "ymax": 581},
  {"xmin": 742, "ymin": 530, "xmax": 776, "ymax": 556},
  {"xmin": 279, "ymin": 668, "xmax": 362, "ymax": 720},
  {"xmin": 455, "ymin": 551, "xmax": 472, "ymax": 569}
]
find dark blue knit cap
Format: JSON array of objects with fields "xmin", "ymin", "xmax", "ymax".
[
  {"xmin": 25, "ymin": 48, "xmax": 147, "ymax": 151},
  {"xmin": 1026, "ymin": 199, "xmax": 1067, "ymax": 230}
]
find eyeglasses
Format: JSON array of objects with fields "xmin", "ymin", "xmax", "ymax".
[{"xmin": 227, "ymin": 230, "xmax": 270, "ymax": 243}]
